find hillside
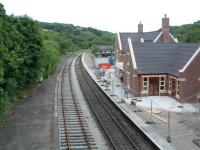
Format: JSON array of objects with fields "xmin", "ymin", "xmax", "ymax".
[
  {"xmin": 0, "ymin": 2, "xmax": 115, "ymax": 122},
  {"xmin": 40, "ymin": 22, "xmax": 115, "ymax": 52},
  {"xmin": 170, "ymin": 21, "xmax": 200, "ymax": 43}
]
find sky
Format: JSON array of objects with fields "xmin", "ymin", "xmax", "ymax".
[{"xmin": 1, "ymin": 0, "xmax": 200, "ymax": 33}]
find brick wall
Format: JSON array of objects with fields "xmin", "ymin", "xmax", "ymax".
[
  {"xmin": 118, "ymin": 53, "xmax": 125, "ymax": 62},
  {"xmin": 156, "ymin": 33, "xmax": 175, "ymax": 43},
  {"xmin": 179, "ymin": 52, "xmax": 200, "ymax": 102},
  {"xmin": 156, "ymin": 15, "xmax": 176, "ymax": 43},
  {"xmin": 123, "ymin": 50, "xmax": 140, "ymax": 97},
  {"xmin": 115, "ymin": 35, "xmax": 126, "ymax": 62}
]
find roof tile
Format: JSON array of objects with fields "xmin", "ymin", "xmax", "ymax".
[{"xmin": 131, "ymin": 43, "xmax": 200, "ymax": 76}]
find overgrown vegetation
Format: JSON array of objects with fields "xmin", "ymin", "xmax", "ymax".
[
  {"xmin": 40, "ymin": 22, "xmax": 115, "ymax": 52},
  {"xmin": 0, "ymin": 3, "xmax": 115, "ymax": 122},
  {"xmin": 91, "ymin": 46, "xmax": 99, "ymax": 56},
  {"xmin": 0, "ymin": 5, "xmax": 45, "ymax": 121},
  {"xmin": 170, "ymin": 21, "xmax": 200, "ymax": 43}
]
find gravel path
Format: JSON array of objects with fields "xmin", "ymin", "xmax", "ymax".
[{"xmin": 0, "ymin": 56, "xmax": 69, "ymax": 150}]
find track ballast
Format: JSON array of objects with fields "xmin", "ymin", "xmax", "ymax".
[
  {"xmin": 56, "ymin": 55, "xmax": 96, "ymax": 150},
  {"xmin": 75, "ymin": 55, "xmax": 159, "ymax": 150}
]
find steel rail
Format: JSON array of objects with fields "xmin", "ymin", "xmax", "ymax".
[
  {"xmin": 75, "ymin": 56, "xmax": 137, "ymax": 150},
  {"xmin": 68, "ymin": 56, "xmax": 93, "ymax": 150},
  {"xmin": 56, "ymin": 55, "xmax": 95, "ymax": 150},
  {"xmin": 76, "ymin": 55, "xmax": 159, "ymax": 150}
]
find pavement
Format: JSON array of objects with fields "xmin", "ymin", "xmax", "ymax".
[
  {"xmin": 83, "ymin": 53, "xmax": 200, "ymax": 150},
  {"xmin": 0, "ymin": 74, "xmax": 58, "ymax": 150}
]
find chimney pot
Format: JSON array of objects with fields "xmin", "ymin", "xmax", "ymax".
[{"xmin": 138, "ymin": 21, "xmax": 143, "ymax": 33}]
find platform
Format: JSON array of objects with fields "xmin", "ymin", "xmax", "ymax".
[{"xmin": 82, "ymin": 53, "xmax": 200, "ymax": 150}]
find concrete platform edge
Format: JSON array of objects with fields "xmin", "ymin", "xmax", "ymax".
[{"xmin": 81, "ymin": 53, "xmax": 175, "ymax": 150}]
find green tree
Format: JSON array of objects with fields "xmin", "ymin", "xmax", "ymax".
[{"xmin": 170, "ymin": 21, "xmax": 200, "ymax": 43}]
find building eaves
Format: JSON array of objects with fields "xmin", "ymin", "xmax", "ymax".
[{"xmin": 132, "ymin": 43, "xmax": 200, "ymax": 76}]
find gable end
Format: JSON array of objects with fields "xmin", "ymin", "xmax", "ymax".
[
  {"xmin": 117, "ymin": 32, "xmax": 122, "ymax": 50},
  {"xmin": 128, "ymin": 38, "xmax": 137, "ymax": 69},
  {"xmin": 179, "ymin": 47, "xmax": 200, "ymax": 73}
]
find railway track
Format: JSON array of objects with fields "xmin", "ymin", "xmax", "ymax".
[
  {"xmin": 76, "ymin": 55, "xmax": 159, "ymax": 150},
  {"xmin": 56, "ymin": 55, "xmax": 96, "ymax": 150}
]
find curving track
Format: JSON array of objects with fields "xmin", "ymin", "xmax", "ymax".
[
  {"xmin": 75, "ymin": 55, "xmax": 159, "ymax": 150},
  {"xmin": 56, "ymin": 55, "xmax": 96, "ymax": 150}
]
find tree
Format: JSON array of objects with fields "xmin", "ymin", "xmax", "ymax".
[{"xmin": 171, "ymin": 22, "xmax": 200, "ymax": 43}]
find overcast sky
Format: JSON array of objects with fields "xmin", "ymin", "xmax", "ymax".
[{"xmin": 1, "ymin": 0, "xmax": 200, "ymax": 33}]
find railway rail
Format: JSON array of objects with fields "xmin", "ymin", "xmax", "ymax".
[
  {"xmin": 56, "ymin": 55, "xmax": 96, "ymax": 150},
  {"xmin": 76, "ymin": 55, "xmax": 159, "ymax": 150}
]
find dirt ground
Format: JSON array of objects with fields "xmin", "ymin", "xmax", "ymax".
[{"xmin": 0, "ymin": 56, "xmax": 68, "ymax": 150}]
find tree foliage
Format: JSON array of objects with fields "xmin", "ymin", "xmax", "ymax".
[
  {"xmin": 0, "ymin": 4, "xmax": 47, "ymax": 119},
  {"xmin": 40, "ymin": 22, "xmax": 115, "ymax": 52},
  {"xmin": 0, "ymin": 3, "xmax": 115, "ymax": 121},
  {"xmin": 170, "ymin": 21, "xmax": 200, "ymax": 43}
]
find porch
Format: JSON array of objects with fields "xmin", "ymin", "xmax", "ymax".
[{"xmin": 140, "ymin": 75, "xmax": 180, "ymax": 99}]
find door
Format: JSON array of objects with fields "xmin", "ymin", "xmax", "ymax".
[{"xmin": 149, "ymin": 77, "xmax": 159, "ymax": 96}]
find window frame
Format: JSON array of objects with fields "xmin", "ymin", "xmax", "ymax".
[
  {"xmin": 142, "ymin": 77, "xmax": 148, "ymax": 92},
  {"xmin": 160, "ymin": 76, "xmax": 165, "ymax": 92}
]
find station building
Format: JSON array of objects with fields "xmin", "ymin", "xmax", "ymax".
[
  {"xmin": 97, "ymin": 45, "xmax": 115, "ymax": 57},
  {"xmin": 115, "ymin": 15, "xmax": 200, "ymax": 101}
]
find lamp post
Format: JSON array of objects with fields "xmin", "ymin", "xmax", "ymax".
[
  {"xmin": 197, "ymin": 91, "xmax": 200, "ymax": 112},
  {"xmin": 145, "ymin": 100, "xmax": 156, "ymax": 124},
  {"xmin": 105, "ymin": 75, "xmax": 109, "ymax": 91},
  {"xmin": 121, "ymin": 84, "xmax": 123, "ymax": 100},
  {"xmin": 110, "ymin": 79, "xmax": 116, "ymax": 96},
  {"xmin": 167, "ymin": 111, "xmax": 171, "ymax": 142},
  {"xmin": 151, "ymin": 100, "xmax": 153, "ymax": 121}
]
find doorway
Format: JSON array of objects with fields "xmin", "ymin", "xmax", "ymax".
[{"xmin": 149, "ymin": 77, "xmax": 159, "ymax": 96}]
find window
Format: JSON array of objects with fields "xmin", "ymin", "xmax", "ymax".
[
  {"xmin": 176, "ymin": 81, "xmax": 180, "ymax": 95},
  {"xmin": 143, "ymin": 87, "xmax": 148, "ymax": 91},
  {"xmin": 160, "ymin": 77, "xmax": 165, "ymax": 91},
  {"xmin": 160, "ymin": 86, "xmax": 165, "ymax": 90},
  {"xmin": 169, "ymin": 77, "xmax": 172, "ymax": 91},
  {"xmin": 143, "ymin": 77, "xmax": 148, "ymax": 91}
]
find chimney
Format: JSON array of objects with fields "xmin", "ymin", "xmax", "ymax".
[
  {"xmin": 162, "ymin": 14, "xmax": 169, "ymax": 32},
  {"xmin": 138, "ymin": 21, "xmax": 143, "ymax": 33},
  {"xmin": 162, "ymin": 14, "xmax": 170, "ymax": 43}
]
